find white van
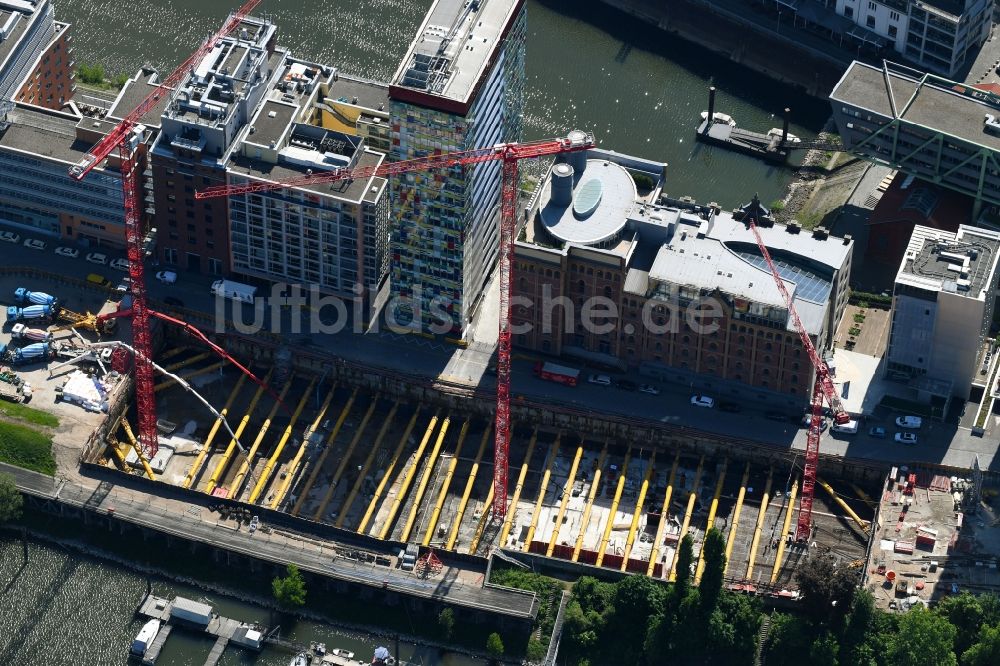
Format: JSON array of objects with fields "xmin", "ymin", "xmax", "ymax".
[
  {"xmin": 210, "ymin": 279, "xmax": 257, "ymax": 304},
  {"xmin": 831, "ymin": 419, "xmax": 859, "ymax": 435}
]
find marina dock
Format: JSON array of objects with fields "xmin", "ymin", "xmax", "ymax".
[
  {"xmin": 136, "ymin": 594, "xmax": 266, "ymax": 666},
  {"xmin": 695, "ymin": 118, "xmax": 790, "ymax": 164},
  {"xmin": 694, "ymin": 85, "xmax": 793, "ymax": 164}
]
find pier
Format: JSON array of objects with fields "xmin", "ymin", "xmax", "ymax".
[
  {"xmin": 693, "ymin": 85, "xmax": 837, "ymax": 164},
  {"xmin": 136, "ymin": 593, "xmax": 265, "ymax": 666}
]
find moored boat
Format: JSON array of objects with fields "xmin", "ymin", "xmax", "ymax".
[
  {"xmin": 766, "ymin": 128, "xmax": 801, "ymax": 143},
  {"xmin": 700, "ymin": 110, "xmax": 736, "ymax": 126},
  {"xmin": 130, "ymin": 618, "xmax": 160, "ymax": 656}
]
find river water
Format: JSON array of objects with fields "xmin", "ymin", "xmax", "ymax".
[
  {"xmin": 0, "ymin": 536, "xmax": 480, "ymax": 666},
  {"xmin": 1, "ymin": 2, "xmax": 832, "ymax": 664},
  {"xmin": 53, "ymin": 0, "xmax": 831, "ymax": 207}
]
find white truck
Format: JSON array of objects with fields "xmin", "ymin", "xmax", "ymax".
[{"xmin": 210, "ymin": 279, "xmax": 257, "ymax": 304}]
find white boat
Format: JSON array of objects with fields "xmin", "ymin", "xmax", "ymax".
[
  {"xmin": 331, "ymin": 649, "xmax": 355, "ymax": 659},
  {"xmin": 289, "ymin": 653, "xmax": 309, "ymax": 666},
  {"xmin": 767, "ymin": 128, "xmax": 801, "ymax": 143},
  {"xmin": 130, "ymin": 618, "xmax": 160, "ymax": 656},
  {"xmin": 700, "ymin": 111, "xmax": 736, "ymax": 127}
]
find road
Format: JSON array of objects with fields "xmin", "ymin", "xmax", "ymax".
[{"xmin": 1, "ymin": 236, "xmax": 998, "ymax": 473}]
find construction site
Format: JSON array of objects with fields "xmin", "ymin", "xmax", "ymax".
[
  {"xmin": 0, "ymin": 262, "xmax": 878, "ymax": 596},
  {"xmin": 4, "ymin": 7, "xmax": 1000, "ymax": 657}
]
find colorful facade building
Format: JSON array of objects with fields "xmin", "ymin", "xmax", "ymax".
[{"xmin": 387, "ymin": 0, "xmax": 526, "ymax": 335}]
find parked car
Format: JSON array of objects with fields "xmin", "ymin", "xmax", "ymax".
[
  {"xmin": 895, "ymin": 432, "xmax": 918, "ymax": 445},
  {"xmin": 248, "ymin": 515, "xmax": 259, "ymax": 534},
  {"xmin": 719, "ymin": 401, "xmax": 742, "ymax": 413},
  {"xmin": 638, "ymin": 384, "xmax": 660, "ymax": 396},
  {"xmin": 23, "ymin": 238, "xmax": 45, "ymax": 251},
  {"xmin": 690, "ymin": 394, "xmax": 715, "ymax": 408},
  {"xmin": 0, "ymin": 231, "xmax": 21, "ymax": 243},
  {"xmin": 162, "ymin": 296, "xmax": 185, "ymax": 308},
  {"xmin": 587, "ymin": 374, "xmax": 612, "ymax": 386},
  {"xmin": 110, "ymin": 258, "xmax": 130, "ymax": 271},
  {"xmin": 895, "ymin": 415, "xmax": 923, "ymax": 429},
  {"xmin": 868, "ymin": 426, "xmax": 887, "ymax": 439},
  {"xmin": 86, "ymin": 273, "xmax": 111, "ymax": 287},
  {"xmin": 615, "ymin": 379, "xmax": 638, "ymax": 391},
  {"xmin": 54, "ymin": 246, "xmax": 79, "ymax": 258},
  {"xmin": 86, "ymin": 252, "xmax": 108, "ymax": 265},
  {"xmin": 155, "ymin": 270, "xmax": 177, "ymax": 284}
]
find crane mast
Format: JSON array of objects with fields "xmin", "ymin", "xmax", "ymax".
[
  {"xmin": 65, "ymin": 1, "xmax": 263, "ymax": 458},
  {"xmin": 198, "ymin": 133, "xmax": 596, "ymax": 519},
  {"xmin": 743, "ymin": 201, "xmax": 848, "ymax": 541}
]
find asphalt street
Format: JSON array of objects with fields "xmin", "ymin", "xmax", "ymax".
[{"xmin": 1, "ymin": 234, "xmax": 997, "ymax": 473}]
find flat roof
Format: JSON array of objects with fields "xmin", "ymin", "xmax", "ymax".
[
  {"xmin": 831, "ymin": 61, "xmax": 1000, "ymax": 153},
  {"xmin": 539, "ymin": 160, "xmax": 635, "ymax": 245},
  {"xmin": 390, "ymin": 0, "xmax": 523, "ymax": 113},
  {"xmin": 327, "ymin": 74, "xmax": 389, "ymax": 112},
  {"xmin": 171, "ymin": 596, "xmax": 212, "ymax": 617},
  {"xmin": 0, "ymin": 105, "xmax": 99, "ymax": 166},
  {"xmin": 709, "ymin": 214, "xmax": 853, "ymax": 271},
  {"xmin": 107, "ymin": 76, "xmax": 171, "ymax": 128},
  {"xmin": 897, "ymin": 224, "xmax": 1000, "ymax": 299},
  {"xmin": 248, "ymin": 99, "xmax": 297, "ymax": 148},
  {"xmin": 227, "ymin": 148, "xmax": 385, "ymax": 203}
]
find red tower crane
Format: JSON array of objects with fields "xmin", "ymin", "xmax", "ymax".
[
  {"xmin": 742, "ymin": 197, "xmax": 849, "ymax": 542},
  {"xmin": 67, "ymin": 1, "xmax": 263, "ymax": 458},
  {"xmin": 197, "ymin": 133, "xmax": 595, "ymax": 519}
]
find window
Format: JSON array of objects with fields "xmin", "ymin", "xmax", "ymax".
[
  {"xmin": 867, "ymin": 15, "xmax": 876, "ymax": 28},
  {"xmin": 868, "ymin": 1, "xmax": 876, "ymax": 9},
  {"xmin": 890, "ymin": 10, "xmax": 899, "ymax": 21},
  {"xmin": 888, "ymin": 25, "xmax": 897, "ymax": 39},
  {"xmin": 844, "ymin": 6, "xmax": 854, "ymax": 18}
]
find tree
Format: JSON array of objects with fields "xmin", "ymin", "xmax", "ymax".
[
  {"xmin": 606, "ymin": 574, "xmax": 666, "ymax": 665},
  {"xmin": 937, "ymin": 592, "xmax": 985, "ymax": 657},
  {"xmin": 808, "ymin": 630, "xmax": 840, "ymax": 666},
  {"xmin": 271, "ymin": 564, "xmax": 307, "ymax": 610},
  {"xmin": 673, "ymin": 533, "xmax": 695, "ymax": 602},
  {"xmin": 763, "ymin": 613, "xmax": 813, "ymax": 666},
  {"xmin": 437, "ymin": 607, "xmax": 455, "ymax": 640},
  {"xmin": 963, "ymin": 623, "xmax": 1000, "ymax": 666},
  {"xmin": 0, "ymin": 474, "xmax": 22, "ymax": 524},
  {"xmin": 486, "ymin": 632, "xmax": 504, "ymax": 657},
  {"xmin": 704, "ymin": 592, "xmax": 761, "ymax": 665},
  {"xmin": 795, "ymin": 553, "xmax": 858, "ymax": 625},
  {"xmin": 699, "ymin": 527, "xmax": 727, "ymax": 615},
  {"xmin": 887, "ymin": 607, "xmax": 957, "ymax": 666},
  {"xmin": 841, "ymin": 589, "xmax": 879, "ymax": 666}
]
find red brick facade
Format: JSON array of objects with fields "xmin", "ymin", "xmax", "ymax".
[
  {"xmin": 151, "ymin": 150, "xmax": 230, "ymax": 275},
  {"xmin": 512, "ymin": 251, "xmax": 814, "ymax": 397},
  {"xmin": 16, "ymin": 23, "xmax": 73, "ymax": 111}
]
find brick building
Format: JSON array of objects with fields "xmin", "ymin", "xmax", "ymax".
[
  {"xmin": 513, "ymin": 152, "xmax": 853, "ymax": 406},
  {"xmin": 148, "ymin": 16, "xmax": 280, "ymax": 275}
]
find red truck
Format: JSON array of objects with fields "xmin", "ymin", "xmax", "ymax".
[{"xmin": 533, "ymin": 361, "xmax": 580, "ymax": 387}]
